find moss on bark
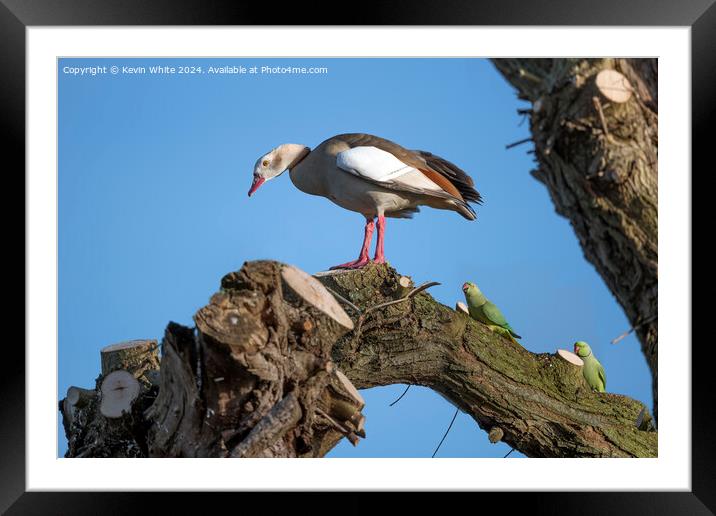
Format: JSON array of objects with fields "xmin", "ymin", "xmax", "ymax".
[{"xmin": 318, "ymin": 263, "xmax": 657, "ymax": 457}]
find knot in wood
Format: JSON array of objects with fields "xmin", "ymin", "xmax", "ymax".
[{"xmin": 488, "ymin": 426, "xmax": 504, "ymax": 444}]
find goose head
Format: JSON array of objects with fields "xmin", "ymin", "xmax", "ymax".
[{"xmin": 248, "ymin": 143, "xmax": 310, "ymax": 197}]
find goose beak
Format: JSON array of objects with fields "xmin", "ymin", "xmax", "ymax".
[{"xmin": 248, "ymin": 176, "xmax": 265, "ymax": 197}]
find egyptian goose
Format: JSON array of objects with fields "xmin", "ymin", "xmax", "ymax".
[{"xmin": 248, "ymin": 133, "xmax": 482, "ymax": 269}]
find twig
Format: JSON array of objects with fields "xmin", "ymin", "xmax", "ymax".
[
  {"xmin": 363, "ymin": 281, "xmax": 441, "ymax": 316},
  {"xmin": 347, "ymin": 280, "xmax": 440, "ymax": 353},
  {"xmin": 325, "ymin": 286, "xmax": 362, "ymax": 315},
  {"xmin": 592, "ymin": 96, "xmax": 610, "ymax": 138},
  {"xmin": 328, "ymin": 280, "xmax": 440, "ymax": 323},
  {"xmin": 611, "ymin": 315, "xmax": 658, "ymax": 345},
  {"xmin": 517, "ymin": 108, "xmax": 532, "ymax": 127},
  {"xmin": 518, "ymin": 68, "xmax": 542, "ymax": 83},
  {"xmin": 389, "ymin": 385, "xmax": 411, "ymax": 406},
  {"xmin": 432, "ymin": 407, "xmax": 459, "ymax": 458},
  {"xmin": 505, "ymin": 137, "xmax": 532, "ymax": 150},
  {"xmin": 503, "ymin": 448, "xmax": 515, "ymax": 458}
]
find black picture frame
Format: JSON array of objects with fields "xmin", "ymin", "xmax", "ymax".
[{"xmin": 5, "ymin": 0, "xmax": 709, "ymax": 513}]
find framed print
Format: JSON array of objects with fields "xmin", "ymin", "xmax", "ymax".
[{"xmin": 6, "ymin": 0, "xmax": 710, "ymax": 512}]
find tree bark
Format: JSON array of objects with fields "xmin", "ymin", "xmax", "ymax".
[
  {"xmin": 100, "ymin": 339, "xmax": 161, "ymax": 387},
  {"xmin": 491, "ymin": 58, "xmax": 658, "ymax": 420},
  {"xmin": 59, "ymin": 340, "xmax": 161, "ymax": 457}
]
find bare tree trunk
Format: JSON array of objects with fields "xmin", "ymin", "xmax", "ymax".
[
  {"xmin": 61, "ymin": 261, "xmax": 367, "ymax": 458},
  {"xmin": 61, "ymin": 261, "xmax": 656, "ymax": 458},
  {"xmin": 491, "ymin": 58, "xmax": 658, "ymax": 420}
]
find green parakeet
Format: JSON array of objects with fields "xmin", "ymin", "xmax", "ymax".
[
  {"xmin": 462, "ymin": 281, "xmax": 522, "ymax": 339},
  {"xmin": 574, "ymin": 341, "xmax": 606, "ymax": 392}
]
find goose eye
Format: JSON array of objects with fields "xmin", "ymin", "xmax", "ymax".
[{"xmin": 262, "ymin": 160, "xmax": 270, "ymax": 167}]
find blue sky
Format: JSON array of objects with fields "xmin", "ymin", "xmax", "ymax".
[{"xmin": 58, "ymin": 58, "xmax": 652, "ymax": 458}]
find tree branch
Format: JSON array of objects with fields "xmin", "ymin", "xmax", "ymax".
[
  {"xmin": 317, "ymin": 264, "xmax": 657, "ymax": 458},
  {"xmin": 228, "ymin": 392, "xmax": 303, "ymax": 458}
]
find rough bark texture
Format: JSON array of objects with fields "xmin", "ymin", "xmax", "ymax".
[
  {"xmin": 59, "ymin": 340, "xmax": 161, "ymax": 457},
  {"xmin": 60, "ymin": 260, "xmax": 656, "ymax": 457},
  {"xmin": 100, "ymin": 339, "xmax": 161, "ymax": 386},
  {"xmin": 491, "ymin": 58, "xmax": 658, "ymax": 420}
]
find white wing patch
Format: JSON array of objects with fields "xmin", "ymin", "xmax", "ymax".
[
  {"xmin": 337, "ymin": 146, "xmax": 415, "ymax": 182},
  {"xmin": 336, "ymin": 146, "xmax": 444, "ymax": 193}
]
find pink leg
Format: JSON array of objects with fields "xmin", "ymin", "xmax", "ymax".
[
  {"xmin": 373, "ymin": 215, "xmax": 386, "ymax": 264},
  {"xmin": 330, "ymin": 218, "xmax": 375, "ymax": 269}
]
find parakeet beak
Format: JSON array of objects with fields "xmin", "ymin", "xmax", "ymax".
[
  {"xmin": 462, "ymin": 282, "xmax": 469, "ymax": 292},
  {"xmin": 248, "ymin": 175, "xmax": 265, "ymax": 197},
  {"xmin": 573, "ymin": 344, "xmax": 578, "ymax": 353}
]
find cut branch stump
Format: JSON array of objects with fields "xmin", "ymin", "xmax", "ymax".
[
  {"xmin": 100, "ymin": 339, "xmax": 161, "ymax": 387},
  {"xmin": 145, "ymin": 260, "xmax": 366, "ymax": 458},
  {"xmin": 59, "ymin": 339, "xmax": 161, "ymax": 457}
]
